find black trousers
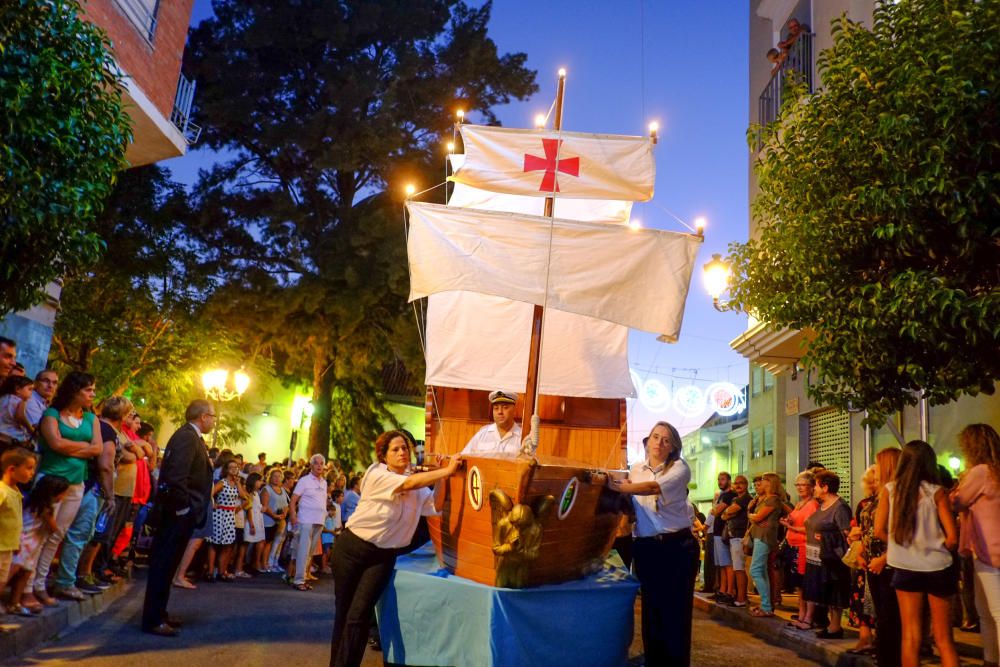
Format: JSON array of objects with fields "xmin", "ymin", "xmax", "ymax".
[
  {"xmin": 329, "ymin": 529, "xmax": 397, "ymax": 667},
  {"xmin": 633, "ymin": 531, "xmax": 699, "ymax": 667},
  {"xmin": 869, "ymin": 566, "xmax": 901, "ymax": 667},
  {"xmin": 141, "ymin": 509, "xmax": 195, "ymax": 630}
]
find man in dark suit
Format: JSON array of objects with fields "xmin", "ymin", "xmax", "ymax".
[{"xmin": 141, "ymin": 399, "xmax": 215, "ymax": 636}]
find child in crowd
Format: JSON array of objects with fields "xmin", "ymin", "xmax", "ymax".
[
  {"xmin": 0, "ymin": 448, "xmax": 36, "ymax": 612},
  {"xmin": 241, "ymin": 472, "xmax": 265, "ymax": 576},
  {"xmin": 0, "ymin": 376, "xmax": 36, "ymax": 447},
  {"xmin": 321, "ymin": 490, "xmax": 344, "ymax": 574},
  {"xmin": 8, "ymin": 474, "xmax": 70, "ymax": 615}
]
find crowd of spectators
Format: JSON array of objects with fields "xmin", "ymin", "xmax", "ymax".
[
  {"xmin": 0, "ymin": 335, "xmax": 360, "ymax": 622},
  {"xmin": 696, "ymin": 425, "xmax": 1000, "ymax": 667}
]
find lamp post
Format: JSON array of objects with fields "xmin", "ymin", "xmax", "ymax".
[
  {"xmin": 201, "ymin": 368, "xmax": 250, "ymax": 447},
  {"xmin": 289, "ymin": 396, "xmax": 314, "ymax": 463}
]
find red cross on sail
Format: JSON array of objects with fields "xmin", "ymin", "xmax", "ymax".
[
  {"xmin": 523, "ymin": 139, "xmax": 580, "ymax": 192},
  {"xmin": 450, "ymin": 124, "xmax": 655, "ymax": 201}
]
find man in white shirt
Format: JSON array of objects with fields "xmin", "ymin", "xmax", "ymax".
[
  {"xmin": 461, "ymin": 390, "xmax": 522, "ymax": 456},
  {"xmin": 288, "ymin": 454, "xmax": 328, "ymax": 589}
]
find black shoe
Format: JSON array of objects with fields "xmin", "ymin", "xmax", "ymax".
[
  {"xmin": 76, "ymin": 581, "xmax": 103, "ymax": 595},
  {"xmin": 164, "ymin": 615, "xmax": 184, "ymax": 629},
  {"xmin": 815, "ymin": 628, "xmax": 844, "ymax": 640},
  {"xmin": 144, "ymin": 622, "xmax": 179, "ymax": 637}
]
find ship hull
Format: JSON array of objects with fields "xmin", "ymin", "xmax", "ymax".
[{"xmin": 424, "ymin": 387, "xmax": 627, "ymax": 587}]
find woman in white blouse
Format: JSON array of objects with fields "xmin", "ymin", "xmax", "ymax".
[
  {"xmin": 328, "ymin": 431, "xmax": 461, "ymax": 667},
  {"xmin": 609, "ymin": 421, "xmax": 697, "ymax": 666}
]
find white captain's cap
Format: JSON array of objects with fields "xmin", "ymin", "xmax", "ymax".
[{"xmin": 488, "ymin": 390, "xmax": 518, "ymax": 405}]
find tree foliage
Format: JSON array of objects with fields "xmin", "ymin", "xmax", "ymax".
[
  {"xmin": 0, "ymin": 0, "xmax": 131, "ymax": 316},
  {"xmin": 731, "ymin": 0, "xmax": 1000, "ymax": 425},
  {"xmin": 50, "ymin": 166, "xmax": 270, "ymax": 438},
  {"xmin": 186, "ymin": 0, "xmax": 537, "ymax": 460}
]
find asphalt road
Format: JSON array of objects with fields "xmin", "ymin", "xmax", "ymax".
[{"xmin": 5, "ymin": 569, "xmax": 822, "ymax": 667}]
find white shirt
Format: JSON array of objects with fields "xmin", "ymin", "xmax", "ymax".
[
  {"xmin": 461, "ymin": 422, "xmax": 522, "ymax": 455},
  {"xmin": 629, "ymin": 457, "xmax": 693, "ymax": 538},
  {"xmin": 24, "ymin": 391, "xmax": 48, "ymax": 428},
  {"xmin": 885, "ymin": 480, "xmax": 952, "ymax": 572},
  {"xmin": 292, "ymin": 473, "xmax": 328, "ymax": 526},
  {"xmin": 346, "ymin": 463, "xmax": 437, "ymax": 549}
]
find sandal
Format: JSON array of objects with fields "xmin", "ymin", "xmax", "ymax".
[
  {"xmin": 12, "ymin": 605, "xmax": 39, "ymax": 617},
  {"xmin": 293, "ymin": 583, "xmax": 312, "ymax": 591},
  {"xmin": 786, "ymin": 620, "xmax": 813, "ymax": 630},
  {"xmin": 749, "ymin": 608, "xmax": 775, "ymax": 617},
  {"xmin": 172, "ymin": 579, "xmax": 197, "ymax": 590},
  {"xmin": 219, "ymin": 574, "xmax": 236, "ymax": 582}
]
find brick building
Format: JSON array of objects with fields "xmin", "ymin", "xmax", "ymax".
[{"xmin": 0, "ymin": 0, "xmax": 198, "ymax": 374}]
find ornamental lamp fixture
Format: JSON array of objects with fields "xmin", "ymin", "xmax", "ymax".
[
  {"xmin": 201, "ymin": 368, "xmax": 250, "ymax": 403},
  {"xmin": 703, "ymin": 253, "xmax": 735, "ymax": 312}
]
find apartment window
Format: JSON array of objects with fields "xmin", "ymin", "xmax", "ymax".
[
  {"xmin": 115, "ymin": 0, "xmax": 160, "ymax": 42},
  {"xmin": 752, "ymin": 428, "xmax": 762, "ymax": 459},
  {"xmin": 764, "ymin": 423, "xmax": 774, "ymax": 456},
  {"xmin": 751, "ymin": 366, "xmax": 763, "ymax": 396},
  {"xmin": 763, "ymin": 369, "xmax": 775, "ymax": 391}
]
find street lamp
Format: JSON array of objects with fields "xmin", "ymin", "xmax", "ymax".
[
  {"xmin": 201, "ymin": 367, "xmax": 250, "ymax": 446},
  {"xmin": 703, "ymin": 253, "xmax": 737, "ymax": 312},
  {"xmin": 289, "ymin": 395, "xmax": 315, "ymax": 462}
]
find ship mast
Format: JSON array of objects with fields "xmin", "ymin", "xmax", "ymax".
[{"xmin": 522, "ymin": 69, "xmax": 567, "ymax": 441}]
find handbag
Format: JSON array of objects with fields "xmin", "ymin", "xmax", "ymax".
[{"xmin": 841, "ymin": 539, "xmax": 864, "ymax": 569}]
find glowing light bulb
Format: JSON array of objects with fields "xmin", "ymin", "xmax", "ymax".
[
  {"xmin": 628, "ymin": 218, "xmax": 642, "ymax": 231},
  {"xmin": 558, "ymin": 68, "xmax": 567, "ymax": 78},
  {"xmin": 702, "ymin": 254, "xmax": 731, "ymax": 300},
  {"xmin": 648, "ymin": 121, "xmax": 659, "ymax": 133},
  {"xmin": 405, "ymin": 184, "xmax": 416, "ymax": 197},
  {"xmin": 456, "ymin": 109, "xmax": 465, "ymax": 122},
  {"xmin": 694, "ymin": 216, "xmax": 707, "ymax": 234},
  {"xmin": 534, "ymin": 114, "xmax": 546, "ymax": 129},
  {"xmin": 446, "ymin": 141, "xmax": 455, "ymax": 153}
]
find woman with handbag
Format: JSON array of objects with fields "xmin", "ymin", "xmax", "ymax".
[
  {"xmin": 803, "ymin": 469, "xmax": 853, "ymax": 639},
  {"xmin": 780, "ymin": 470, "xmax": 820, "ymax": 630},
  {"xmin": 876, "ymin": 440, "xmax": 959, "ymax": 667},
  {"xmin": 747, "ymin": 472, "xmax": 785, "ymax": 617},
  {"xmin": 846, "ymin": 466, "xmax": 878, "ymax": 654}
]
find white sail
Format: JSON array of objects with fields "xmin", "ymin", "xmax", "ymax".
[
  {"xmin": 451, "ymin": 125, "xmax": 655, "ymax": 201},
  {"xmin": 425, "ymin": 292, "xmax": 634, "ymax": 399},
  {"xmin": 407, "ymin": 202, "xmax": 701, "ymax": 338}
]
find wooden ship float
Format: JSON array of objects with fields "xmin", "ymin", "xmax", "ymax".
[{"xmin": 404, "ymin": 70, "xmax": 702, "ymax": 588}]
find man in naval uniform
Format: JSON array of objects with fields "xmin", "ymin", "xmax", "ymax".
[{"xmin": 460, "ymin": 390, "xmax": 522, "ymax": 455}]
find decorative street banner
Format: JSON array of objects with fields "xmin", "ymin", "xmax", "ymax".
[{"xmin": 451, "ymin": 125, "xmax": 655, "ymax": 201}]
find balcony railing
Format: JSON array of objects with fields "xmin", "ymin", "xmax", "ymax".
[
  {"xmin": 171, "ymin": 73, "xmax": 202, "ymax": 145},
  {"xmin": 757, "ymin": 32, "xmax": 814, "ymax": 130},
  {"xmin": 113, "ymin": 0, "xmax": 159, "ymax": 43}
]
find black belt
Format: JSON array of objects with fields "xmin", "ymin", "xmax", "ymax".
[{"xmin": 637, "ymin": 529, "xmax": 693, "ymax": 543}]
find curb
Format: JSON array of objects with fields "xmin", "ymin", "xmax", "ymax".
[
  {"xmin": 0, "ymin": 577, "xmax": 133, "ymax": 662},
  {"xmin": 693, "ymin": 594, "xmax": 874, "ymax": 667}
]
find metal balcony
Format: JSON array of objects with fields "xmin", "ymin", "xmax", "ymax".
[
  {"xmin": 758, "ymin": 32, "xmax": 814, "ymax": 130},
  {"xmin": 171, "ymin": 73, "xmax": 202, "ymax": 145}
]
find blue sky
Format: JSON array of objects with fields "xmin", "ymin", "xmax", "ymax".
[{"xmin": 172, "ymin": 1, "xmax": 751, "ymax": 439}]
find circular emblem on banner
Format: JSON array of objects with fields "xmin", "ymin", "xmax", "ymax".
[
  {"xmin": 706, "ymin": 382, "xmax": 746, "ymax": 417},
  {"xmin": 467, "ymin": 466, "xmax": 483, "ymax": 511},
  {"xmin": 673, "ymin": 385, "xmax": 705, "ymax": 418},
  {"xmin": 557, "ymin": 477, "xmax": 580, "ymax": 520}
]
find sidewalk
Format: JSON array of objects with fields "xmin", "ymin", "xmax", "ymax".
[
  {"xmin": 0, "ymin": 576, "xmax": 133, "ymax": 661},
  {"xmin": 694, "ymin": 590, "xmax": 985, "ymax": 667}
]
